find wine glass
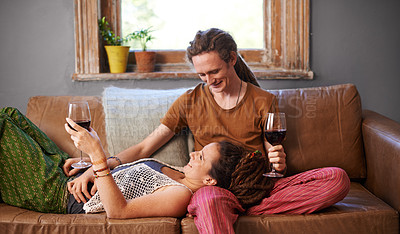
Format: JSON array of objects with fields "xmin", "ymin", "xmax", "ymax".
[
  {"xmin": 263, "ymin": 112, "xmax": 286, "ymax": 177},
  {"xmin": 68, "ymin": 101, "xmax": 92, "ymax": 169}
]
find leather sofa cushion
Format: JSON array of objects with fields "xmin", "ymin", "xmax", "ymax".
[
  {"xmin": 268, "ymin": 84, "xmax": 366, "ymax": 179},
  {"xmin": 1, "ymin": 183, "xmax": 397, "ymax": 233},
  {"xmin": 180, "ymin": 183, "xmax": 398, "ymax": 234},
  {"xmin": 0, "ymin": 204, "xmax": 180, "ymax": 234},
  {"xmin": 26, "ymin": 96, "xmax": 109, "ymax": 158}
]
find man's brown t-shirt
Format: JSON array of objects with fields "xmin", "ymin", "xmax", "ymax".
[{"xmin": 161, "ymin": 83, "xmax": 277, "ymax": 156}]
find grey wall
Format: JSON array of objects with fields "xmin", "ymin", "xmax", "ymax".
[{"xmin": 1, "ymin": 0, "xmax": 399, "ymax": 123}]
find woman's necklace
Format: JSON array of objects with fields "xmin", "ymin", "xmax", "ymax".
[{"xmin": 236, "ymin": 80, "xmax": 243, "ymax": 105}]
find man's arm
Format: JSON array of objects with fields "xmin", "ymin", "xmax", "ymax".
[{"xmin": 108, "ymin": 124, "xmax": 175, "ymax": 168}]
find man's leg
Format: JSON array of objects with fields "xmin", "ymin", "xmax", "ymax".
[
  {"xmin": 188, "ymin": 186, "xmax": 245, "ymax": 234},
  {"xmin": 247, "ymin": 167, "xmax": 350, "ymax": 215}
]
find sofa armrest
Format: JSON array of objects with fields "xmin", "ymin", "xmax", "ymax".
[{"xmin": 362, "ymin": 109, "xmax": 400, "ymax": 212}]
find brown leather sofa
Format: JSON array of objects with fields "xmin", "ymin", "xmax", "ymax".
[{"xmin": 1, "ymin": 84, "xmax": 399, "ymax": 234}]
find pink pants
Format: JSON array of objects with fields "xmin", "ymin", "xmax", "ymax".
[{"xmin": 187, "ymin": 167, "xmax": 350, "ymax": 234}]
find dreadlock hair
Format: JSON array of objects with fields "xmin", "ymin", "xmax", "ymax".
[
  {"xmin": 228, "ymin": 150, "xmax": 275, "ymax": 209},
  {"xmin": 186, "ymin": 28, "xmax": 260, "ymax": 87},
  {"xmin": 209, "ymin": 141, "xmax": 275, "ymax": 209}
]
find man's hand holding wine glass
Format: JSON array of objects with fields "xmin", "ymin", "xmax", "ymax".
[
  {"xmin": 266, "ymin": 144, "xmax": 286, "ymax": 173},
  {"xmin": 263, "ymin": 113, "xmax": 287, "ymax": 177}
]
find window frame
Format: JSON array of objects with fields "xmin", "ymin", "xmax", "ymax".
[{"xmin": 73, "ymin": 0, "xmax": 313, "ymax": 81}]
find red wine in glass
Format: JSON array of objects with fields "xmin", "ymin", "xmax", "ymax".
[
  {"xmin": 68, "ymin": 101, "xmax": 92, "ymax": 169},
  {"xmin": 263, "ymin": 113, "xmax": 286, "ymax": 177},
  {"xmin": 68, "ymin": 120, "xmax": 91, "ymax": 131},
  {"xmin": 265, "ymin": 130, "xmax": 286, "ymax": 146}
]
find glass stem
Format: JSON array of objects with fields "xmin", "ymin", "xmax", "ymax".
[{"xmin": 270, "ymin": 163, "xmax": 276, "ymax": 173}]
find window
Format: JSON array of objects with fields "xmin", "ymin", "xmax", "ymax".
[
  {"xmin": 122, "ymin": 0, "xmax": 263, "ymax": 50},
  {"xmin": 73, "ymin": 0, "xmax": 313, "ymax": 80}
]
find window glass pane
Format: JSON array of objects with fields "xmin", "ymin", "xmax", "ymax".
[{"xmin": 122, "ymin": 0, "xmax": 263, "ymax": 50}]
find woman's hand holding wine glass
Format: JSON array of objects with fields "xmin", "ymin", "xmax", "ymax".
[
  {"xmin": 63, "ymin": 119, "xmax": 102, "ymax": 203},
  {"xmin": 64, "ymin": 101, "xmax": 109, "ymax": 202},
  {"xmin": 66, "ymin": 101, "xmax": 93, "ymax": 169}
]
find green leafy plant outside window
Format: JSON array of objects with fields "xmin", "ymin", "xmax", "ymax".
[{"xmin": 98, "ymin": 17, "xmax": 154, "ymax": 51}]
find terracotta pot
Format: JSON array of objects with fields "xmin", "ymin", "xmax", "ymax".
[
  {"xmin": 134, "ymin": 51, "xmax": 156, "ymax": 73},
  {"xmin": 104, "ymin": 46, "xmax": 130, "ymax": 73}
]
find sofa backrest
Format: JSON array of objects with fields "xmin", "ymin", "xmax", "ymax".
[
  {"xmin": 25, "ymin": 84, "xmax": 366, "ymax": 179},
  {"xmin": 26, "ymin": 96, "xmax": 109, "ymax": 159},
  {"xmin": 268, "ymin": 84, "xmax": 366, "ymax": 179}
]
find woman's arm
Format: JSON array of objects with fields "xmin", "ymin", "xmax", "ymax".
[
  {"xmin": 65, "ymin": 118, "xmax": 191, "ymax": 218},
  {"xmin": 64, "ymin": 120, "xmax": 175, "ymax": 203},
  {"xmin": 63, "ymin": 124, "xmax": 175, "ymax": 174},
  {"xmin": 96, "ymin": 174, "xmax": 192, "ymax": 219}
]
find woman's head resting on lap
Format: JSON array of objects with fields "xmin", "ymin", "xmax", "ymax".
[
  {"xmin": 184, "ymin": 141, "xmax": 275, "ymax": 208},
  {"xmin": 182, "ymin": 141, "xmax": 244, "ymax": 189},
  {"xmin": 182, "ymin": 142, "xmax": 221, "ymax": 187}
]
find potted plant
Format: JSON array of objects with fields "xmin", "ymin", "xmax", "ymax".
[
  {"xmin": 132, "ymin": 28, "xmax": 156, "ymax": 73},
  {"xmin": 98, "ymin": 17, "xmax": 135, "ymax": 73}
]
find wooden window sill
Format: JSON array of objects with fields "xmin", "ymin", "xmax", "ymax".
[{"xmin": 72, "ymin": 69, "xmax": 314, "ymax": 81}]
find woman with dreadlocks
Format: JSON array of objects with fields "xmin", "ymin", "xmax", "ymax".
[{"xmin": 210, "ymin": 143, "xmax": 275, "ymax": 209}]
